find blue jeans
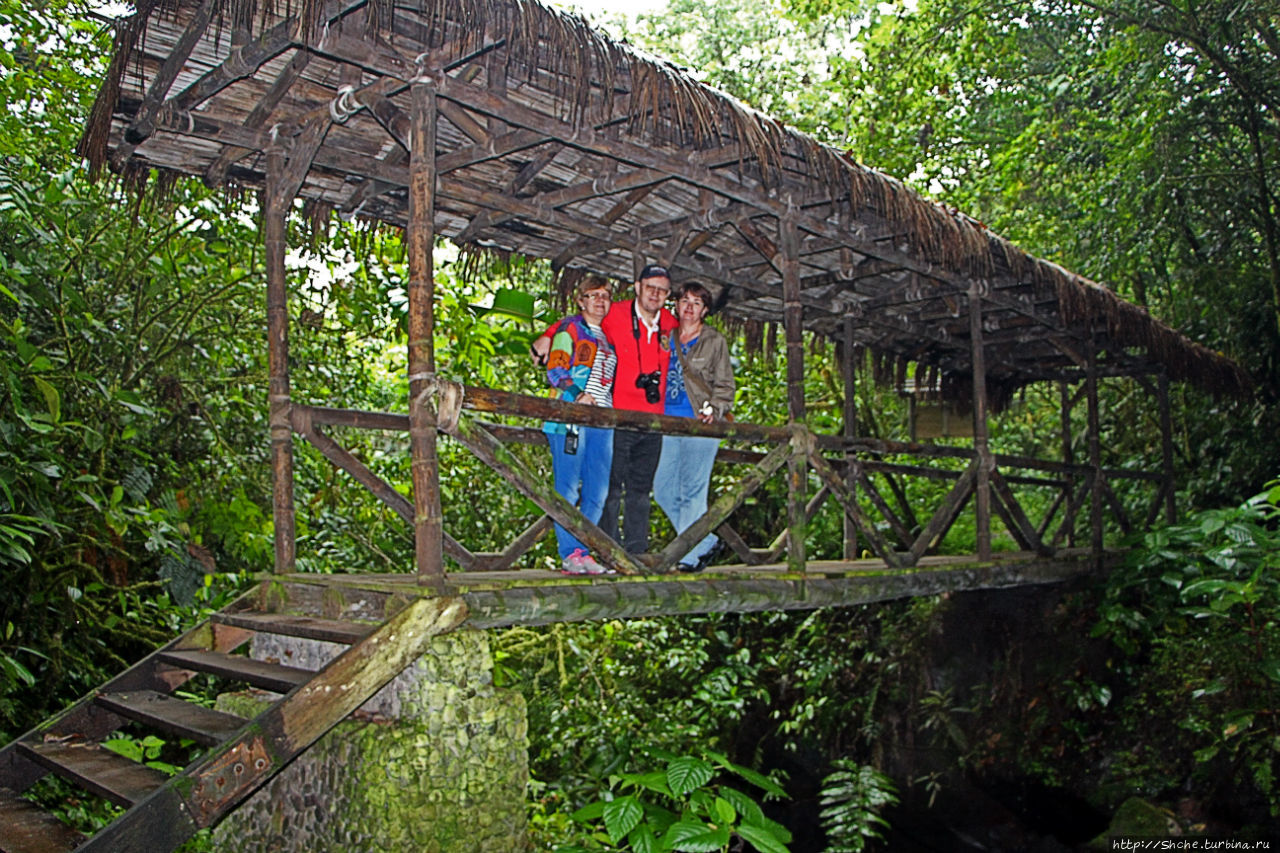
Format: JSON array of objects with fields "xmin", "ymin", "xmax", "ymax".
[
  {"xmin": 653, "ymin": 433, "xmax": 720, "ymax": 564},
  {"xmin": 548, "ymin": 425, "xmax": 614, "ymax": 559}
]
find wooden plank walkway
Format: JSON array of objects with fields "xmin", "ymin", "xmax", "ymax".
[{"xmin": 256, "ymin": 549, "xmax": 1116, "ymax": 630}]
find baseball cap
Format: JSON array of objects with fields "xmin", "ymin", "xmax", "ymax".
[{"xmin": 638, "ymin": 264, "xmax": 670, "ymax": 281}]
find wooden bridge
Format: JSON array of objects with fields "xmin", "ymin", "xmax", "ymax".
[{"xmin": 0, "ymin": 0, "xmax": 1248, "ymax": 849}]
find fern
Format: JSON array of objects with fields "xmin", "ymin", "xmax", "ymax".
[{"xmin": 818, "ymin": 760, "xmax": 898, "ymax": 853}]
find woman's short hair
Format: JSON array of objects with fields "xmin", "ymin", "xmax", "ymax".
[
  {"xmin": 575, "ymin": 275, "xmax": 613, "ymax": 300},
  {"xmin": 677, "ymin": 282, "xmax": 713, "ymax": 312}
]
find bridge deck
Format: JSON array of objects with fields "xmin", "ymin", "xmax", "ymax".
[{"xmin": 255, "ymin": 549, "xmax": 1116, "ymax": 630}]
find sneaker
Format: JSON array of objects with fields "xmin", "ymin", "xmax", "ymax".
[
  {"xmin": 578, "ymin": 554, "xmax": 614, "ymax": 575},
  {"xmin": 560, "ymin": 549, "xmax": 592, "ymax": 574},
  {"xmin": 694, "ymin": 540, "xmax": 727, "ymax": 572}
]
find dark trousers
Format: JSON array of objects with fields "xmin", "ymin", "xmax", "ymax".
[{"xmin": 602, "ymin": 429, "xmax": 662, "ymax": 553}]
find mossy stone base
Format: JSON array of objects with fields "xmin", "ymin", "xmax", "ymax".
[{"xmin": 211, "ymin": 628, "xmax": 529, "ymax": 852}]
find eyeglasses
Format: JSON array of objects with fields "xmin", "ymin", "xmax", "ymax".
[{"xmin": 581, "ymin": 292, "xmax": 611, "ymax": 301}]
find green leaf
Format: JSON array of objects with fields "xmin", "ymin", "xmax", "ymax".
[
  {"xmin": 707, "ymin": 752, "xmax": 787, "ymax": 799},
  {"xmin": 714, "ymin": 796, "xmax": 736, "ymax": 826},
  {"xmin": 603, "ymin": 795, "xmax": 643, "ymax": 844},
  {"xmin": 1180, "ymin": 579, "xmax": 1229, "ymax": 599},
  {"xmin": 628, "ymin": 825, "xmax": 660, "ymax": 853},
  {"xmin": 663, "ymin": 820, "xmax": 731, "ymax": 852},
  {"xmin": 0, "ymin": 653, "xmax": 36, "ymax": 686},
  {"xmin": 485, "ymin": 287, "xmax": 536, "ymax": 322},
  {"xmin": 1260, "ymin": 659, "xmax": 1280, "ymax": 684},
  {"xmin": 102, "ymin": 738, "xmax": 142, "ymax": 763},
  {"xmin": 666, "ymin": 756, "xmax": 714, "ymax": 796},
  {"xmin": 1191, "ymin": 680, "xmax": 1227, "ymax": 699},
  {"xmin": 620, "ymin": 769, "xmax": 673, "ymax": 796},
  {"xmin": 735, "ymin": 822, "xmax": 792, "ymax": 853},
  {"xmin": 114, "ymin": 389, "xmax": 154, "ymax": 415},
  {"xmin": 570, "ymin": 800, "xmax": 606, "ymax": 822},
  {"xmin": 719, "ymin": 786, "xmax": 765, "ymax": 825}
]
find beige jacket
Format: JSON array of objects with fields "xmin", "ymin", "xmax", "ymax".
[{"xmin": 675, "ymin": 325, "xmax": 735, "ymax": 419}]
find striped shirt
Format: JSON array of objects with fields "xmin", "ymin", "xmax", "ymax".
[{"xmin": 582, "ymin": 321, "xmax": 615, "ymax": 407}]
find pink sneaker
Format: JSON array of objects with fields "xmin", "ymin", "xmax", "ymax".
[
  {"xmin": 560, "ymin": 549, "xmax": 614, "ymax": 575},
  {"xmin": 560, "ymin": 549, "xmax": 592, "ymax": 574}
]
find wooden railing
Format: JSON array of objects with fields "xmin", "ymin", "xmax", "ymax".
[{"xmin": 285, "ymin": 380, "xmax": 1170, "ymax": 585}]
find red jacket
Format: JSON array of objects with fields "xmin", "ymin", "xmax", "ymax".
[{"xmin": 603, "ymin": 299, "xmax": 677, "ymax": 414}]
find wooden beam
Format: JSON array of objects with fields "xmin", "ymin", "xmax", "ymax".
[
  {"xmin": 764, "ymin": 484, "xmax": 831, "ymax": 563},
  {"xmin": 989, "ymin": 469, "xmax": 1053, "ymax": 556},
  {"xmin": 842, "ymin": 317, "xmax": 859, "ymax": 559},
  {"xmin": 264, "ymin": 153, "xmax": 294, "ymax": 574},
  {"xmin": 781, "ymin": 215, "xmax": 808, "ymax": 573},
  {"xmin": 1158, "ymin": 372, "xmax": 1176, "ymax": 523},
  {"xmin": 1086, "ymin": 341, "xmax": 1104, "ymax": 565},
  {"xmin": 806, "ymin": 450, "xmax": 906, "ymax": 568},
  {"xmin": 407, "ymin": 79, "xmax": 445, "ymax": 592},
  {"xmin": 506, "ymin": 143, "xmax": 563, "ymax": 193},
  {"xmin": 908, "ymin": 461, "xmax": 979, "ymax": 563},
  {"xmin": 204, "ymin": 49, "xmax": 313, "ymax": 187},
  {"xmin": 476, "ymin": 515, "xmax": 552, "ymax": 572},
  {"xmin": 447, "ymin": 417, "xmax": 647, "ymax": 576},
  {"xmin": 969, "ymin": 286, "xmax": 993, "ymax": 560},
  {"xmin": 649, "ymin": 440, "xmax": 793, "ymax": 574},
  {"xmin": 115, "ymin": 0, "xmax": 217, "ymax": 157},
  {"xmin": 291, "ymin": 416, "xmax": 483, "ymax": 571},
  {"xmin": 1060, "ymin": 379, "xmax": 1078, "ymax": 548}
]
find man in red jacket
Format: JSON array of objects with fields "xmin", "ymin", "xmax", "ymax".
[{"xmin": 601, "ymin": 264, "xmax": 678, "ymax": 554}]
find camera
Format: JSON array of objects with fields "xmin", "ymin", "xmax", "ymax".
[{"xmin": 635, "ymin": 370, "xmax": 661, "ymax": 404}]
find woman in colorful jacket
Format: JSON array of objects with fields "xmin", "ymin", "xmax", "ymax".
[
  {"xmin": 653, "ymin": 281, "xmax": 735, "ymax": 572},
  {"xmin": 543, "ymin": 276, "xmax": 618, "ymax": 574}
]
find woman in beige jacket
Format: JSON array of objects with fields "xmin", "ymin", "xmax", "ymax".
[{"xmin": 653, "ymin": 282, "xmax": 735, "ymax": 571}]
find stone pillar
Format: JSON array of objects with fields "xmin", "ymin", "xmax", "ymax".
[{"xmin": 212, "ymin": 629, "xmax": 528, "ymax": 852}]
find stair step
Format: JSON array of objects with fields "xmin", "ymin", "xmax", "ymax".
[
  {"xmin": 157, "ymin": 649, "xmax": 312, "ymax": 694},
  {"xmin": 19, "ymin": 741, "xmax": 168, "ymax": 809},
  {"xmin": 95, "ymin": 691, "xmax": 246, "ymax": 748},
  {"xmin": 213, "ymin": 611, "xmax": 374, "ymax": 645},
  {"xmin": 0, "ymin": 787, "xmax": 86, "ymax": 853}
]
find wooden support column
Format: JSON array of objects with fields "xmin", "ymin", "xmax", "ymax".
[
  {"xmin": 841, "ymin": 317, "xmax": 858, "ymax": 560},
  {"xmin": 1086, "ymin": 340, "xmax": 1104, "ymax": 563},
  {"xmin": 408, "ymin": 73, "xmax": 444, "ymax": 591},
  {"xmin": 1059, "ymin": 380, "xmax": 1077, "ymax": 547},
  {"xmin": 1158, "ymin": 372, "xmax": 1176, "ymax": 524},
  {"xmin": 968, "ymin": 284, "xmax": 992, "ymax": 561},
  {"xmin": 780, "ymin": 213, "xmax": 807, "ymax": 572},
  {"xmin": 264, "ymin": 148, "xmax": 295, "ymax": 574}
]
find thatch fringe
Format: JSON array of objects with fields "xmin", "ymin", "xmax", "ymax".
[
  {"xmin": 78, "ymin": 4, "xmax": 156, "ymax": 176},
  {"xmin": 1050, "ymin": 269, "xmax": 1250, "ymax": 397}
]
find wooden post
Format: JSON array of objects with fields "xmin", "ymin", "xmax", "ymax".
[
  {"xmin": 264, "ymin": 148, "xmax": 295, "ymax": 574},
  {"xmin": 780, "ymin": 213, "xmax": 807, "ymax": 572},
  {"xmin": 1158, "ymin": 371, "xmax": 1176, "ymax": 524},
  {"xmin": 842, "ymin": 317, "xmax": 858, "ymax": 560},
  {"xmin": 408, "ymin": 74, "xmax": 445, "ymax": 591},
  {"xmin": 1059, "ymin": 380, "xmax": 1077, "ymax": 547},
  {"xmin": 968, "ymin": 284, "xmax": 992, "ymax": 561},
  {"xmin": 1086, "ymin": 340, "xmax": 1104, "ymax": 564}
]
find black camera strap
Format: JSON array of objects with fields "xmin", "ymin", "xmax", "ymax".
[{"xmin": 630, "ymin": 301, "xmax": 654, "ymax": 377}]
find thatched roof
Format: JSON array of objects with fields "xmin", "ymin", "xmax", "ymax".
[{"xmin": 81, "ymin": 0, "xmax": 1249, "ymax": 398}]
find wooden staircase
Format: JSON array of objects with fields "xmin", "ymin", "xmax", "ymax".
[{"xmin": 0, "ymin": 589, "xmax": 468, "ymax": 853}]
